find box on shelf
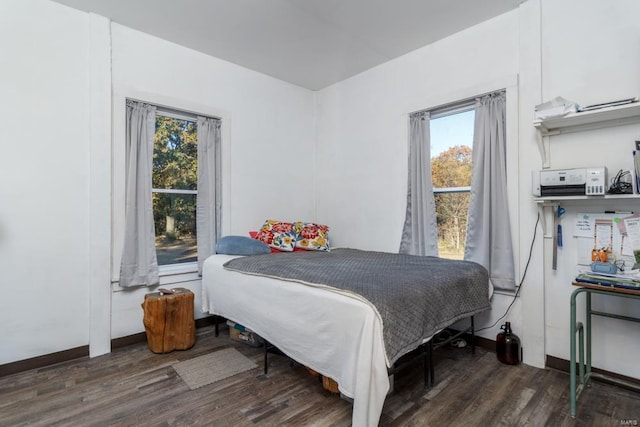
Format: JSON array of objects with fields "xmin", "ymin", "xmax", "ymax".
[{"xmin": 227, "ymin": 320, "xmax": 263, "ymax": 347}]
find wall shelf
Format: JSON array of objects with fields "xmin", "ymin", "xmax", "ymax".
[
  {"xmin": 533, "ymin": 194, "xmax": 639, "ymax": 239},
  {"xmin": 533, "ymin": 101, "xmax": 640, "ymax": 167},
  {"xmin": 532, "ymin": 101, "xmax": 640, "ymax": 239},
  {"xmin": 533, "ymin": 194, "xmax": 639, "ymax": 203},
  {"xmin": 534, "ymin": 102, "xmax": 640, "ymax": 134}
]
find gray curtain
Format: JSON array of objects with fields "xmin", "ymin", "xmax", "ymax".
[
  {"xmin": 464, "ymin": 92, "xmax": 515, "ymax": 291},
  {"xmin": 120, "ymin": 100, "xmax": 159, "ymax": 287},
  {"xmin": 399, "ymin": 111, "xmax": 439, "ymax": 256},
  {"xmin": 196, "ymin": 116, "xmax": 222, "ymax": 274}
]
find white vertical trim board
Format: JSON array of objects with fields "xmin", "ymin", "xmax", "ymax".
[
  {"xmin": 517, "ymin": 0, "xmax": 545, "ymax": 369},
  {"xmin": 88, "ymin": 13, "xmax": 113, "ymax": 358}
]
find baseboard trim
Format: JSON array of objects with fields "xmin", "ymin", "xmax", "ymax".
[
  {"xmin": 0, "ymin": 315, "xmax": 221, "ymax": 378},
  {"xmin": 0, "ymin": 345, "xmax": 90, "ymax": 378},
  {"xmin": 459, "ymin": 331, "xmax": 639, "ymax": 385},
  {"xmin": 469, "ymin": 333, "xmax": 496, "ymax": 352},
  {"xmin": 449, "ymin": 328, "xmax": 496, "ymax": 353},
  {"xmin": 110, "ymin": 317, "xmax": 219, "ymax": 350},
  {"xmin": 111, "ymin": 332, "xmax": 147, "ymax": 350},
  {"xmin": 545, "ymin": 355, "xmax": 640, "ymax": 386}
]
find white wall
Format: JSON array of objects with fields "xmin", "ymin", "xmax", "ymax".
[
  {"xmin": 315, "ymin": 12, "xmax": 520, "ymax": 250},
  {"xmin": 0, "ymin": 0, "xmax": 91, "ymax": 364},
  {"xmin": 0, "ymin": 0, "xmax": 316, "ymax": 364},
  {"xmin": 315, "ymin": 9, "xmax": 531, "ymax": 361},
  {"xmin": 315, "ymin": 0, "xmax": 640, "ymax": 380},
  {"xmin": 3, "ymin": 0, "xmax": 639, "ymax": 383},
  {"xmin": 540, "ymin": 0, "xmax": 640, "ymax": 379},
  {"xmin": 108, "ymin": 24, "xmax": 317, "ymax": 339}
]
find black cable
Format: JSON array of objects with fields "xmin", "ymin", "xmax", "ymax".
[
  {"xmin": 608, "ymin": 169, "xmax": 633, "ymax": 194},
  {"xmin": 475, "ymin": 211, "xmax": 541, "ymax": 333}
]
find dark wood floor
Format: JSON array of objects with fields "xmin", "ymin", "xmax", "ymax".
[{"xmin": 1, "ymin": 325, "xmax": 638, "ymax": 426}]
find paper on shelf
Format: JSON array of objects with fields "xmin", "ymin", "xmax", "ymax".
[
  {"xmin": 595, "ymin": 218, "xmax": 613, "ymax": 250},
  {"xmin": 624, "ymin": 216, "xmax": 640, "ymax": 262},
  {"xmin": 573, "ymin": 213, "xmax": 593, "ymax": 238},
  {"xmin": 534, "ymin": 96, "xmax": 579, "ymax": 120}
]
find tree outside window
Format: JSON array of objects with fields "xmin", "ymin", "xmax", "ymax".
[
  {"xmin": 152, "ymin": 115, "xmax": 198, "ymax": 265},
  {"xmin": 430, "ymin": 109, "xmax": 474, "ymax": 259}
]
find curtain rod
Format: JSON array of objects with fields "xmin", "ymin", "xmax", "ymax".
[
  {"xmin": 409, "ymin": 88, "xmax": 505, "ymax": 117},
  {"xmin": 125, "ymin": 97, "xmax": 221, "ymax": 121}
]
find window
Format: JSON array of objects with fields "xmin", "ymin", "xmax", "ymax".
[
  {"xmin": 119, "ymin": 98, "xmax": 221, "ymax": 287},
  {"xmin": 430, "ymin": 107, "xmax": 475, "ymax": 259},
  {"xmin": 402, "ymin": 90, "xmax": 514, "ymax": 290},
  {"xmin": 153, "ymin": 111, "xmax": 198, "ymax": 266}
]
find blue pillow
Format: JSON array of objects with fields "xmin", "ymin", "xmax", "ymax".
[{"xmin": 215, "ymin": 235, "xmax": 271, "ymax": 255}]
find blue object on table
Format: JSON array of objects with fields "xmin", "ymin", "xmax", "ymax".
[{"xmin": 589, "ymin": 261, "xmax": 617, "ymax": 275}]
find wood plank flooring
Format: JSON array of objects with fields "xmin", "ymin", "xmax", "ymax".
[{"xmin": 1, "ymin": 325, "xmax": 638, "ymax": 426}]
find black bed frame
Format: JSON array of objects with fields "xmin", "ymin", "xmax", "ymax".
[
  {"xmin": 388, "ymin": 316, "xmax": 475, "ymax": 388},
  {"xmin": 216, "ymin": 315, "xmax": 476, "ymax": 390}
]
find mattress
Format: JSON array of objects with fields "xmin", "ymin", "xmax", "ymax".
[
  {"xmin": 202, "ymin": 252, "xmax": 491, "ymax": 426},
  {"xmin": 202, "ymin": 254, "xmax": 389, "ymax": 426}
]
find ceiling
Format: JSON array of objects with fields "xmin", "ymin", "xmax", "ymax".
[{"xmin": 52, "ymin": 0, "xmax": 524, "ymax": 90}]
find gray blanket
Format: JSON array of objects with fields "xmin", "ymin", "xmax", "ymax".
[{"xmin": 223, "ymin": 248, "xmax": 490, "ymax": 365}]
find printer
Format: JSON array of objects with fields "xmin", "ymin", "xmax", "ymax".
[{"xmin": 532, "ymin": 167, "xmax": 607, "ymax": 197}]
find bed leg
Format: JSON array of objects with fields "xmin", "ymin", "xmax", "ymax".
[
  {"xmin": 471, "ymin": 316, "xmax": 476, "ymax": 356},
  {"xmin": 423, "ymin": 343, "xmax": 429, "ymax": 389},
  {"xmin": 214, "ymin": 315, "xmax": 219, "ymax": 337},
  {"xmin": 263, "ymin": 340, "xmax": 269, "ymax": 375},
  {"xmin": 428, "ymin": 340, "xmax": 434, "ymax": 387}
]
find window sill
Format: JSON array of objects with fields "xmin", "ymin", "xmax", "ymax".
[
  {"xmin": 493, "ymin": 288, "xmax": 518, "ymax": 297},
  {"xmin": 111, "ymin": 262, "xmax": 200, "ymax": 292},
  {"xmin": 159, "ymin": 262, "xmax": 198, "ymax": 277}
]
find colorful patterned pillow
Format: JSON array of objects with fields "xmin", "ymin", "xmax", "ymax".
[
  {"xmin": 249, "ymin": 230, "xmax": 305, "ymax": 253},
  {"xmin": 294, "ymin": 222, "xmax": 330, "ymax": 251},
  {"xmin": 254, "ymin": 220, "xmax": 297, "ymax": 252}
]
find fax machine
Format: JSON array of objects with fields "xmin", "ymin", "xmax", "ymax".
[{"xmin": 532, "ymin": 167, "xmax": 607, "ymax": 197}]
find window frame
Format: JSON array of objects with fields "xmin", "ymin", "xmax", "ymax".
[
  {"xmin": 429, "ymin": 103, "xmax": 475, "ymax": 259},
  {"xmin": 408, "ymin": 78, "xmax": 520, "ymax": 293},
  {"xmin": 152, "ymin": 110, "xmax": 199, "ymax": 269},
  {"xmin": 111, "ymin": 91, "xmax": 231, "ymax": 288}
]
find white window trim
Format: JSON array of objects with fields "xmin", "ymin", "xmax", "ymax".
[
  {"xmin": 111, "ymin": 267, "xmax": 200, "ymax": 292},
  {"xmin": 158, "ymin": 262, "xmax": 199, "ymax": 277},
  {"xmin": 111, "ymin": 89, "xmax": 231, "ymax": 286},
  {"xmin": 152, "ymin": 188, "xmax": 198, "ymax": 194},
  {"xmin": 429, "ymin": 102, "xmax": 475, "ymax": 200},
  {"xmin": 433, "ymin": 186, "xmax": 471, "ymax": 194},
  {"xmin": 429, "ymin": 107, "xmax": 474, "ymax": 260},
  {"xmin": 430, "ymin": 103, "xmax": 475, "ymax": 120},
  {"xmin": 153, "ymin": 109, "xmax": 199, "ymax": 271},
  {"xmin": 157, "ymin": 109, "xmax": 197, "ymax": 123}
]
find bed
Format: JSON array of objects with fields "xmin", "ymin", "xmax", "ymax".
[{"xmin": 202, "ymin": 248, "xmax": 491, "ymax": 427}]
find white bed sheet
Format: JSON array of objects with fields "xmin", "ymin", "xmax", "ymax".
[{"xmin": 202, "ymin": 254, "xmax": 389, "ymax": 427}]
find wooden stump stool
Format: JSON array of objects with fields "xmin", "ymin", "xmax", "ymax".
[{"xmin": 141, "ymin": 288, "xmax": 196, "ymax": 353}]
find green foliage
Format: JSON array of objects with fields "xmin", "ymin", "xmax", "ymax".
[
  {"xmin": 153, "ymin": 116, "xmax": 197, "ymax": 189},
  {"xmin": 152, "ymin": 116, "xmax": 198, "ymax": 238}
]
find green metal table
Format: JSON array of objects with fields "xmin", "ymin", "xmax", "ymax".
[{"xmin": 570, "ymin": 283, "xmax": 640, "ymax": 417}]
